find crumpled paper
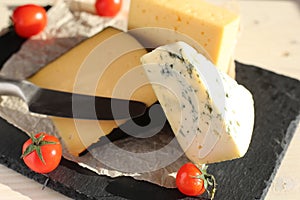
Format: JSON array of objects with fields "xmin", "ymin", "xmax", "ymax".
[
  {"xmin": 0, "ymin": 0, "xmax": 189, "ymax": 188},
  {"xmin": 1, "ymin": 0, "xmax": 128, "ymax": 80}
]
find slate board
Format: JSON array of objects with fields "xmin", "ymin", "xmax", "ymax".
[{"xmin": 0, "ymin": 30, "xmax": 300, "ymax": 200}]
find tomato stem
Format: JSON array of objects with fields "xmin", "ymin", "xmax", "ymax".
[
  {"xmin": 21, "ymin": 133, "xmax": 58, "ymax": 165},
  {"xmin": 194, "ymin": 164, "xmax": 217, "ymax": 200},
  {"xmin": 205, "ymin": 173, "xmax": 216, "ymax": 199}
]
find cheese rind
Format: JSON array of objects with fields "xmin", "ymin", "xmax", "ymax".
[
  {"xmin": 28, "ymin": 28, "xmax": 157, "ymax": 155},
  {"xmin": 129, "ymin": 0, "xmax": 240, "ymax": 75},
  {"xmin": 141, "ymin": 42, "xmax": 254, "ymax": 164}
]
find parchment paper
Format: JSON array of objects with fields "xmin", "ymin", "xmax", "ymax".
[{"xmin": 0, "ymin": 0, "xmax": 189, "ymax": 188}]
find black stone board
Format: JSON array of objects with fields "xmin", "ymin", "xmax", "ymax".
[{"xmin": 0, "ymin": 29, "xmax": 300, "ymax": 200}]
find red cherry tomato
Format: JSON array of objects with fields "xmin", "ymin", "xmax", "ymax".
[
  {"xmin": 95, "ymin": 0, "xmax": 122, "ymax": 17},
  {"xmin": 176, "ymin": 163, "xmax": 206, "ymax": 196},
  {"xmin": 12, "ymin": 4, "xmax": 47, "ymax": 38},
  {"xmin": 176, "ymin": 163, "xmax": 217, "ymax": 199},
  {"xmin": 22, "ymin": 132, "xmax": 62, "ymax": 174}
]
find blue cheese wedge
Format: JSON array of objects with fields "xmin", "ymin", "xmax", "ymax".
[{"xmin": 141, "ymin": 42, "xmax": 254, "ymax": 164}]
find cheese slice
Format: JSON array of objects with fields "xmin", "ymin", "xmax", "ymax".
[
  {"xmin": 28, "ymin": 27, "xmax": 157, "ymax": 155},
  {"xmin": 128, "ymin": 0, "xmax": 240, "ymax": 76},
  {"xmin": 141, "ymin": 42, "xmax": 254, "ymax": 164}
]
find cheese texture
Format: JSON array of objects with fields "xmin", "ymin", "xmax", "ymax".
[
  {"xmin": 28, "ymin": 28, "xmax": 157, "ymax": 155},
  {"xmin": 128, "ymin": 0, "xmax": 240, "ymax": 76},
  {"xmin": 141, "ymin": 42, "xmax": 254, "ymax": 164}
]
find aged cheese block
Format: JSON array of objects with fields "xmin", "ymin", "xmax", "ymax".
[
  {"xmin": 141, "ymin": 42, "xmax": 254, "ymax": 164},
  {"xmin": 28, "ymin": 27, "xmax": 157, "ymax": 155},
  {"xmin": 128, "ymin": 0, "xmax": 240, "ymax": 76}
]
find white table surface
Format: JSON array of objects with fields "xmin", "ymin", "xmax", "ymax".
[{"xmin": 0, "ymin": 0, "xmax": 299, "ymax": 199}]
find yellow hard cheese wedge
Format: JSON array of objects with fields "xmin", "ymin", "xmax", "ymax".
[
  {"xmin": 128, "ymin": 0, "xmax": 240, "ymax": 76},
  {"xmin": 28, "ymin": 27, "xmax": 157, "ymax": 155}
]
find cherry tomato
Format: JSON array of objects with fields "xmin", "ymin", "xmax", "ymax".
[
  {"xmin": 176, "ymin": 163, "xmax": 217, "ymax": 198},
  {"xmin": 22, "ymin": 132, "xmax": 62, "ymax": 174},
  {"xmin": 95, "ymin": 0, "xmax": 122, "ymax": 17},
  {"xmin": 12, "ymin": 4, "xmax": 47, "ymax": 38},
  {"xmin": 176, "ymin": 162, "xmax": 206, "ymax": 196}
]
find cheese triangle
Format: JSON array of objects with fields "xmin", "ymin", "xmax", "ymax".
[
  {"xmin": 28, "ymin": 28, "xmax": 157, "ymax": 155},
  {"xmin": 141, "ymin": 42, "xmax": 254, "ymax": 164}
]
